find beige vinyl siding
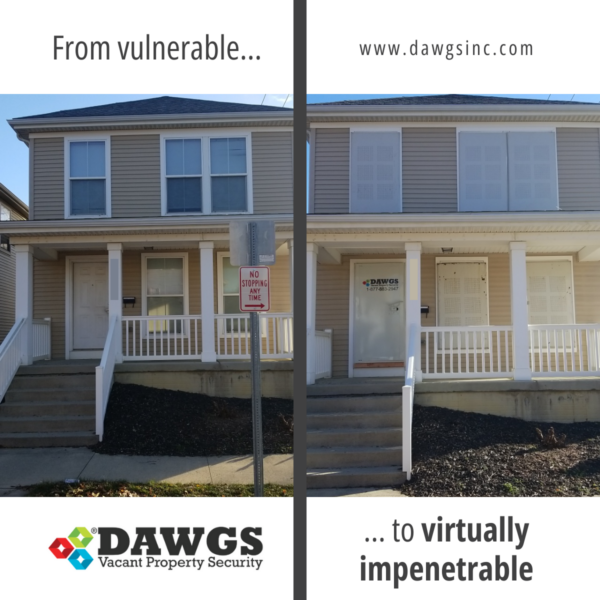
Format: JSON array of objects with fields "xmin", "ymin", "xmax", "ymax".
[
  {"xmin": 252, "ymin": 132, "xmax": 293, "ymax": 214},
  {"xmin": 0, "ymin": 249, "xmax": 15, "ymax": 342},
  {"xmin": 111, "ymin": 135, "xmax": 161, "ymax": 218},
  {"xmin": 572, "ymin": 259, "xmax": 600, "ymax": 323},
  {"xmin": 557, "ymin": 128, "xmax": 600, "ymax": 210},
  {"xmin": 403, "ymin": 128, "xmax": 458, "ymax": 212},
  {"xmin": 313, "ymin": 128, "xmax": 350, "ymax": 214},
  {"xmin": 32, "ymin": 137, "xmax": 64, "ymax": 220},
  {"xmin": 315, "ymin": 257, "xmax": 350, "ymax": 377}
]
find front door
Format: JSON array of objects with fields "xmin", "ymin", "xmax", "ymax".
[
  {"xmin": 352, "ymin": 261, "xmax": 404, "ymax": 376},
  {"xmin": 72, "ymin": 262, "xmax": 109, "ymax": 350}
]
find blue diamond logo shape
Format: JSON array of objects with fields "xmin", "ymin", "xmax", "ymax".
[{"xmin": 68, "ymin": 548, "xmax": 94, "ymax": 570}]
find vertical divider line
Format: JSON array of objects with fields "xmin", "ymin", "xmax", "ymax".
[{"xmin": 293, "ymin": 1, "xmax": 307, "ymax": 596}]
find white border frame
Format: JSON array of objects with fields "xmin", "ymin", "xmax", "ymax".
[
  {"xmin": 435, "ymin": 257, "xmax": 490, "ymax": 328},
  {"xmin": 65, "ymin": 255, "xmax": 108, "ymax": 360},
  {"xmin": 141, "ymin": 252, "xmax": 190, "ymax": 336},
  {"xmin": 455, "ymin": 127, "xmax": 560, "ymax": 213},
  {"xmin": 159, "ymin": 130, "xmax": 254, "ymax": 217},
  {"xmin": 349, "ymin": 127, "xmax": 402, "ymax": 214},
  {"xmin": 64, "ymin": 134, "xmax": 112, "ymax": 219},
  {"xmin": 348, "ymin": 258, "xmax": 405, "ymax": 378}
]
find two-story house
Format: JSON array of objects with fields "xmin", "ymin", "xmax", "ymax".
[
  {"xmin": 0, "ymin": 183, "xmax": 29, "ymax": 342},
  {"xmin": 306, "ymin": 94, "xmax": 600, "ymax": 489},
  {"xmin": 0, "ymin": 96, "xmax": 294, "ymax": 447}
]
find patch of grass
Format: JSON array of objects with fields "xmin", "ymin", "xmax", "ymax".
[
  {"xmin": 502, "ymin": 482, "xmax": 522, "ymax": 497},
  {"xmin": 25, "ymin": 481, "xmax": 293, "ymax": 498}
]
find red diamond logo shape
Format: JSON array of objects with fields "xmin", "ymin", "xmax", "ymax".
[{"xmin": 49, "ymin": 537, "xmax": 74, "ymax": 559}]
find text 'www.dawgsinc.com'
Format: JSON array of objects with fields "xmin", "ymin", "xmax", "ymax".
[{"xmin": 359, "ymin": 40, "xmax": 533, "ymax": 60}]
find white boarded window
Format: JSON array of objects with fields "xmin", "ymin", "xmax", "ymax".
[
  {"xmin": 459, "ymin": 132, "xmax": 508, "ymax": 211},
  {"xmin": 0, "ymin": 204, "xmax": 10, "ymax": 221},
  {"xmin": 459, "ymin": 131, "xmax": 558, "ymax": 211},
  {"xmin": 437, "ymin": 261, "xmax": 489, "ymax": 349},
  {"xmin": 527, "ymin": 260, "xmax": 574, "ymax": 326},
  {"xmin": 508, "ymin": 132, "xmax": 558, "ymax": 210},
  {"xmin": 351, "ymin": 132, "xmax": 401, "ymax": 213}
]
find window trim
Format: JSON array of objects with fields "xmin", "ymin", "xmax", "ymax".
[
  {"xmin": 141, "ymin": 253, "xmax": 190, "ymax": 334},
  {"xmin": 456, "ymin": 126, "xmax": 560, "ymax": 212},
  {"xmin": 349, "ymin": 127, "xmax": 403, "ymax": 213},
  {"xmin": 160, "ymin": 131, "xmax": 253, "ymax": 216},
  {"xmin": 64, "ymin": 135, "xmax": 111, "ymax": 219}
]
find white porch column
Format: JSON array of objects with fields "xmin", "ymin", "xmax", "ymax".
[
  {"xmin": 405, "ymin": 243, "xmax": 422, "ymax": 382},
  {"xmin": 200, "ymin": 242, "xmax": 217, "ymax": 362},
  {"xmin": 107, "ymin": 243, "xmax": 123, "ymax": 362},
  {"xmin": 14, "ymin": 245, "xmax": 34, "ymax": 366},
  {"xmin": 287, "ymin": 239, "xmax": 294, "ymax": 311},
  {"xmin": 509, "ymin": 241, "xmax": 532, "ymax": 380},
  {"xmin": 306, "ymin": 242, "xmax": 318, "ymax": 385}
]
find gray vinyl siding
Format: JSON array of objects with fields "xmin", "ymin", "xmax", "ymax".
[
  {"xmin": 252, "ymin": 132, "xmax": 293, "ymax": 214},
  {"xmin": 0, "ymin": 248, "xmax": 15, "ymax": 342},
  {"xmin": 402, "ymin": 128, "xmax": 458, "ymax": 212},
  {"xmin": 313, "ymin": 128, "xmax": 350, "ymax": 213},
  {"xmin": 557, "ymin": 128, "xmax": 600, "ymax": 210},
  {"xmin": 32, "ymin": 137, "xmax": 64, "ymax": 220},
  {"xmin": 111, "ymin": 135, "xmax": 161, "ymax": 218}
]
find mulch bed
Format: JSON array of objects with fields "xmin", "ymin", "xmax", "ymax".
[
  {"xmin": 403, "ymin": 405, "xmax": 600, "ymax": 497},
  {"xmin": 93, "ymin": 383, "xmax": 293, "ymax": 456}
]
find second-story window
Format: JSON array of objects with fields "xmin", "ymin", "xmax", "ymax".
[
  {"xmin": 0, "ymin": 203, "xmax": 10, "ymax": 220},
  {"xmin": 458, "ymin": 131, "xmax": 558, "ymax": 211},
  {"xmin": 165, "ymin": 139, "xmax": 203, "ymax": 213},
  {"xmin": 210, "ymin": 138, "xmax": 248, "ymax": 212},
  {"xmin": 69, "ymin": 140, "xmax": 108, "ymax": 216},
  {"xmin": 350, "ymin": 131, "xmax": 401, "ymax": 213}
]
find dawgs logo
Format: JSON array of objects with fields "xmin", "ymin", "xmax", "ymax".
[
  {"xmin": 49, "ymin": 527, "xmax": 94, "ymax": 570},
  {"xmin": 363, "ymin": 278, "xmax": 399, "ymax": 289}
]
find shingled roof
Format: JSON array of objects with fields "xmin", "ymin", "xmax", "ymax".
[
  {"xmin": 14, "ymin": 96, "xmax": 291, "ymax": 120},
  {"xmin": 311, "ymin": 94, "xmax": 598, "ymax": 106}
]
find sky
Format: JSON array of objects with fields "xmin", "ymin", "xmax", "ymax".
[{"xmin": 0, "ymin": 94, "xmax": 292, "ymax": 204}]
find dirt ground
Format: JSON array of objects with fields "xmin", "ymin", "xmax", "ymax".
[
  {"xmin": 94, "ymin": 383, "xmax": 293, "ymax": 456},
  {"xmin": 402, "ymin": 405, "xmax": 600, "ymax": 497}
]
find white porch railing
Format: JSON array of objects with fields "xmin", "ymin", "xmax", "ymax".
[
  {"xmin": 402, "ymin": 324, "xmax": 417, "ymax": 481},
  {"xmin": 315, "ymin": 329, "xmax": 333, "ymax": 379},
  {"xmin": 529, "ymin": 324, "xmax": 600, "ymax": 376},
  {"xmin": 122, "ymin": 316, "xmax": 203, "ymax": 361},
  {"xmin": 33, "ymin": 318, "xmax": 51, "ymax": 361},
  {"xmin": 96, "ymin": 316, "xmax": 119, "ymax": 440},
  {"xmin": 422, "ymin": 326, "xmax": 513, "ymax": 379},
  {"xmin": 0, "ymin": 319, "xmax": 25, "ymax": 401},
  {"xmin": 215, "ymin": 313, "xmax": 293, "ymax": 359}
]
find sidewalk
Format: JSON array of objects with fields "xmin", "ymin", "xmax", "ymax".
[{"xmin": 0, "ymin": 448, "xmax": 293, "ymax": 496}]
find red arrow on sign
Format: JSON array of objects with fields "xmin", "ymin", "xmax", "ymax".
[{"xmin": 245, "ymin": 304, "xmax": 265, "ymax": 309}]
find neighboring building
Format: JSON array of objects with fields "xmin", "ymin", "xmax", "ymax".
[
  {"xmin": 0, "ymin": 96, "xmax": 294, "ymax": 446},
  {"xmin": 306, "ymin": 94, "xmax": 600, "ymax": 488},
  {"xmin": 0, "ymin": 183, "xmax": 28, "ymax": 342}
]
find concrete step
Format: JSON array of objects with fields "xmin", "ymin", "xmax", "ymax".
[
  {"xmin": 0, "ymin": 431, "xmax": 99, "ymax": 448},
  {"xmin": 307, "ymin": 466, "xmax": 406, "ymax": 489},
  {"xmin": 308, "ymin": 380, "xmax": 404, "ymax": 397},
  {"xmin": 0, "ymin": 415, "xmax": 95, "ymax": 434},
  {"xmin": 307, "ymin": 411, "xmax": 402, "ymax": 430},
  {"xmin": 307, "ymin": 446, "xmax": 403, "ymax": 469},
  {"xmin": 307, "ymin": 427, "xmax": 402, "ymax": 448},
  {"xmin": 307, "ymin": 395, "xmax": 401, "ymax": 414},
  {"xmin": 0, "ymin": 401, "xmax": 95, "ymax": 418},
  {"xmin": 10, "ymin": 374, "xmax": 95, "ymax": 390},
  {"xmin": 17, "ymin": 364, "xmax": 97, "ymax": 376},
  {"xmin": 4, "ymin": 388, "xmax": 95, "ymax": 403}
]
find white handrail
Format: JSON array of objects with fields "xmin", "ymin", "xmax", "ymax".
[
  {"xmin": 0, "ymin": 319, "xmax": 25, "ymax": 401},
  {"xmin": 315, "ymin": 329, "xmax": 333, "ymax": 379},
  {"xmin": 95, "ymin": 316, "xmax": 119, "ymax": 441},
  {"xmin": 402, "ymin": 323, "xmax": 417, "ymax": 481},
  {"xmin": 32, "ymin": 318, "xmax": 51, "ymax": 361},
  {"xmin": 215, "ymin": 313, "xmax": 294, "ymax": 359}
]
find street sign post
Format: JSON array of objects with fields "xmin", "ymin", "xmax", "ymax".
[{"xmin": 229, "ymin": 221, "xmax": 275, "ymax": 497}]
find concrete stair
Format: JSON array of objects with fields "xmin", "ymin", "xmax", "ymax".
[
  {"xmin": 307, "ymin": 394, "xmax": 406, "ymax": 489},
  {"xmin": 0, "ymin": 364, "xmax": 98, "ymax": 448}
]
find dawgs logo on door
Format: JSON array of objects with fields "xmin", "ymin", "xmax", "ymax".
[{"xmin": 362, "ymin": 277, "xmax": 399, "ymax": 291}]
